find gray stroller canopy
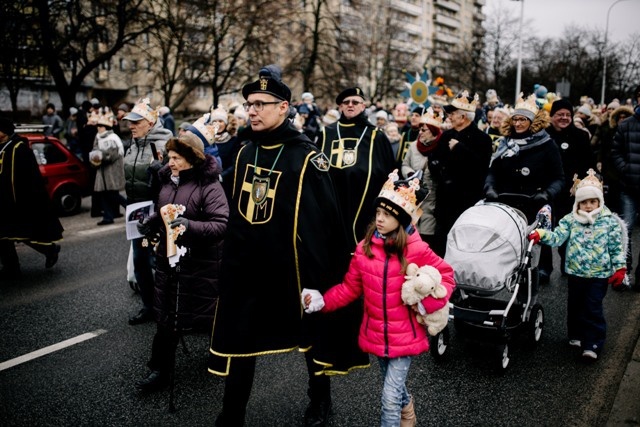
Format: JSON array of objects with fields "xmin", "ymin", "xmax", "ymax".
[{"xmin": 445, "ymin": 202, "xmax": 529, "ymax": 290}]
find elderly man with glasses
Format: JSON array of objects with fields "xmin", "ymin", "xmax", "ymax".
[
  {"xmin": 208, "ymin": 66, "xmax": 368, "ymax": 427},
  {"xmin": 428, "ymin": 90, "xmax": 493, "ymax": 257}
]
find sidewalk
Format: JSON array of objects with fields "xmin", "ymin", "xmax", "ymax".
[{"xmin": 607, "ymin": 310, "xmax": 640, "ymax": 426}]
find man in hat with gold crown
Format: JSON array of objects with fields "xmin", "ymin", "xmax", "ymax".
[
  {"xmin": 208, "ymin": 65, "xmax": 368, "ymax": 427},
  {"xmin": 123, "ymin": 98, "xmax": 173, "ymax": 325},
  {"xmin": 428, "ymin": 90, "xmax": 493, "ymax": 256},
  {"xmin": 317, "ymin": 86, "xmax": 396, "ymax": 251},
  {"xmin": 528, "ymin": 168, "xmax": 627, "ymax": 361}
]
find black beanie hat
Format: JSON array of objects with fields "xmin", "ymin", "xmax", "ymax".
[
  {"xmin": 336, "ymin": 87, "xmax": 366, "ymax": 105},
  {"xmin": 550, "ymin": 98, "xmax": 574, "ymax": 117},
  {"xmin": 0, "ymin": 117, "xmax": 15, "ymax": 136}
]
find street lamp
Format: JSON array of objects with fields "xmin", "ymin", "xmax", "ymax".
[
  {"xmin": 600, "ymin": 0, "xmax": 630, "ymax": 106},
  {"xmin": 512, "ymin": 0, "xmax": 524, "ymax": 104}
]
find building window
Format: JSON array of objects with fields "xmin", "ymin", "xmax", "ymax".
[{"xmin": 119, "ymin": 58, "xmax": 127, "ymax": 71}]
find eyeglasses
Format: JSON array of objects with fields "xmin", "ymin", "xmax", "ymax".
[
  {"xmin": 419, "ymin": 124, "xmax": 430, "ymax": 129},
  {"xmin": 511, "ymin": 117, "xmax": 529, "ymax": 123},
  {"xmin": 341, "ymin": 99, "xmax": 363, "ymax": 106},
  {"xmin": 243, "ymin": 100, "xmax": 282, "ymax": 112}
]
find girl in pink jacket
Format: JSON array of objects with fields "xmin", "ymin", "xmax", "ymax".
[{"xmin": 303, "ymin": 170, "xmax": 455, "ymax": 427}]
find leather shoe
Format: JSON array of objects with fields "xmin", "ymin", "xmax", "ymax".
[
  {"xmin": 45, "ymin": 244, "xmax": 60, "ymax": 269},
  {"xmin": 97, "ymin": 220, "xmax": 114, "ymax": 226},
  {"xmin": 304, "ymin": 399, "xmax": 332, "ymax": 427},
  {"xmin": 128, "ymin": 308, "xmax": 153, "ymax": 325},
  {"xmin": 134, "ymin": 370, "xmax": 169, "ymax": 392}
]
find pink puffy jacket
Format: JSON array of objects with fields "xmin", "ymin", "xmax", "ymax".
[{"xmin": 322, "ymin": 231, "xmax": 455, "ymax": 358}]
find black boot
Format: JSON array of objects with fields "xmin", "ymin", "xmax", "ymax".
[
  {"xmin": 128, "ymin": 308, "xmax": 153, "ymax": 325},
  {"xmin": 304, "ymin": 399, "xmax": 332, "ymax": 427},
  {"xmin": 135, "ymin": 370, "xmax": 169, "ymax": 392}
]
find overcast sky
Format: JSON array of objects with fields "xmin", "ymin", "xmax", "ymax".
[{"xmin": 484, "ymin": 0, "xmax": 639, "ymax": 44}]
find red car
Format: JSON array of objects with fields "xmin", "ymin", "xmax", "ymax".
[{"xmin": 15, "ymin": 124, "xmax": 91, "ymax": 216}]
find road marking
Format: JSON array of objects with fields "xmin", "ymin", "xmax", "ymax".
[
  {"xmin": 78, "ymin": 224, "xmax": 123, "ymax": 236},
  {"xmin": 0, "ymin": 329, "xmax": 107, "ymax": 372}
]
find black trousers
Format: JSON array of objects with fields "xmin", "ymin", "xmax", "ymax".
[
  {"xmin": 0, "ymin": 239, "xmax": 54, "ymax": 271},
  {"xmin": 215, "ymin": 351, "xmax": 330, "ymax": 427}
]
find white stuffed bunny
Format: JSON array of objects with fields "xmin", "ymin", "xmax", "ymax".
[{"xmin": 401, "ymin": 263, "xmax": 449, "ymax": 336}]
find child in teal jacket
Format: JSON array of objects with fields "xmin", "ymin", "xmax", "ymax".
[{"xmin": 528, "ymin": 168, "xmax": 627, "ymax": 361}]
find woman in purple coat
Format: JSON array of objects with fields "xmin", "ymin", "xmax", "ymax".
[{"xmin": 134, "ymin": 132, "xmax": 229, "ymax": 392}]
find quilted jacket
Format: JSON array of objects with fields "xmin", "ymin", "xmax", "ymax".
[{"xmin": 322, "ymin": 231, "xmax": 455, "ymax": 358}]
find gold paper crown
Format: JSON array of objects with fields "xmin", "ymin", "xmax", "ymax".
[
  {"xmin": 130, "ymin": 98, "xmax": 158, "ymax": 123},
  {"xmin": 419, "ymin": 107, "xmax": 444, "ymax": 128},
  {"xmin": 514, "ymin": 93, "xmax": 539, "ymax": 116},
  {"xmin": 570, "ymin": 168, "xmax": 603, "ymax": 196},
  {"xmin": 190, "ymin": 109, "xmax": 220, "ymax": 145},
  {"xmin": 450, "ymin": 90, "xmax": 479, "ymax": 112},
  {"xmin": 377, "ymin": 169, "xmax": 421, "ymax": 224},
  {"xmin": 96, "ymin": 107, "xmax": 115, "ymax": 127}
]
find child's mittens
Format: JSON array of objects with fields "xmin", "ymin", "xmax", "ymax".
[
  {"xmin": 301, "ymin": 288, "xmax": 325, "ymax": 314},
  {"xmin": 527, "ymin": 229, "xmax": 542, "ymax": 245},
  {"xmin": 609, "ymin": 268, "xmax": 627, "ymax": 290}
]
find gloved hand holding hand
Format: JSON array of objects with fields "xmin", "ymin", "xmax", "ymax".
[
  {"xmin": 533, "ymin": 191, "xmax": 549, "ymax": 203},
  {"xmin": 527, "ymin": 230, "xmax": 541, "ymax": 245},
  {"xmin": 137, "ymin": 217, "xmax": 152, "ymax": 236},
  {"xmin": 301, "ymin": 288, "xmax": 325, "ymax": 314},
  {"xmin": 609, "ymin": 268, "xmax": 627, "ymax": 289},
  {"xmin": 169, "ymin": 217, "xmax": 189, "ymax": 231},
  {"xmin": 485, "ymin": 187, "xmax": 499, "ymax": 201}
]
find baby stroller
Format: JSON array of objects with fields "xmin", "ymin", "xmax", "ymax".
[{"xmin": 435, "ymin": 194, "xmax": 551, "ymax": 370}]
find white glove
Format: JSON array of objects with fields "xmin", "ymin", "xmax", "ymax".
[{"xmin": 301, "ymin": 288, "xmax": 325, "ymax": 314}]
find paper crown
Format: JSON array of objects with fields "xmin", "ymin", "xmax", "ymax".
[
  {"xmin": 375, "ymin": 169, "xmax": 422, "ymax": 226},
  {"xmin": 427, "ymin": 94, "xmax": 449, "ymax": 106},
  {"xmin": 124, "ymin": 98, "xmax": 158, "ymax": 123},
  {"xmin": 187, "ymin": 107, "xmax": 221, "ymax": 146},
  {"xmin": 449, "ymin": 90, "xmax": 479, "ymax": 112},
  {"xmin": 419, "ymin": 107, "xmax": 444, "ymax": 127},
  {"xmin": 96, "ymin": 107, "xmax": 115, "ymax": 127},
  {"xmin": 513, "ymin": 93, "xmax": 539, "ymax": 120},
  {"xmin": 571, "ymin": 168, "xmax": 603, "ymax": 196}
]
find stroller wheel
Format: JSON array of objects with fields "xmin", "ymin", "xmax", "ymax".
[
  {"xmin": 527, "ymin": 303, "xmax": 544, "ymax": 347},
  {"xmin": 430, "ymin": 326, "xmax": 450, "ymax": 361},
  {"xmin": 495, "ymin": 343, "xmax": 511, "ymax": 371}
]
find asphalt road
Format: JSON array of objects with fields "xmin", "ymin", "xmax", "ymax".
[{"xmin": 1, "ymin": 199, "xmax": 640, "ymax": 426}]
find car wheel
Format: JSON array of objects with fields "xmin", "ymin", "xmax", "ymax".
[
  {"xmin": 429, "ymin": 325, "xmax": 450, "ymax": 361},
  {"xmin": 54, "ymin": 185, "xmax": 82, "ymax": 216}
]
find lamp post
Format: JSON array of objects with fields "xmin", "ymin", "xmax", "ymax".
[
  {"xmin": 513, "ymin": 0, "xmax": 524, "ymax": 104},
  {"xmin": 600, "ymin": 0, "xmax": 630, "ymax": 106}
]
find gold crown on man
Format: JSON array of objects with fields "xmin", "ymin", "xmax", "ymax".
[
  {"xmin": 130, "ymin": 98, "xmax": 159, "ymax": 123},
  {"xmin": 450, "ymin": 90, "xmax": 479, "ymax": 112}
]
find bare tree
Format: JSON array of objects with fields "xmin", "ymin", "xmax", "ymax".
[
  {"xmin": 0, "ymin": 1, "xmax": 48, "ymax": 119},
  {"xmin": 30, "ymin": 0, "xmax": 162, "ymax": 114}
]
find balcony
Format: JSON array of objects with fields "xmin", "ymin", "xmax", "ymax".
[
  {"xmin": 435, "ymin": 0, "xmax": 461, "ymax": 13},
  {"xmin": 434, "ymin": 13, "xmax": 459, "ymax": 28},
  {"xmin": 434, "ymin": 31, "xmax": 459, "ymax": 45},
  {"xmin": 390, "ymin": 1, "xmax": 422, "ymax": 17}
]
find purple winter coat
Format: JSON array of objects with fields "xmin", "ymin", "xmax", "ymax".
[{"xmin": 150, "ymin": 155, "xmax": 228, "ymax": 332}]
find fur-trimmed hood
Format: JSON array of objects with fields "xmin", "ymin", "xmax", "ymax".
[
  {"xmin": 499, "ymin": 110, "xmax": 550, "ymax": 137},
  {"xmin": 609, "ymin": 106, "xmax": 634, "ymax": 128}
]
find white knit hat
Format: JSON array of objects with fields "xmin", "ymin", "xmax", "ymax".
[{"xmin": 571, "ymin": 168, "xmax": 604, "ymax": 212}]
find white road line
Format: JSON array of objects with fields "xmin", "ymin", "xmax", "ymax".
[
  {"xmin": 78, "ymin": 224, "xmax": 123, "ymax": 236},
  {"xmin": 0, "ymin": 329, "xmax": 107, "ymax": 372}
]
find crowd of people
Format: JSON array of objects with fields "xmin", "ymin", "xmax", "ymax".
[{"xmin": 1, "ymin": 68, "xmax": 639, "ymax": 426}]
